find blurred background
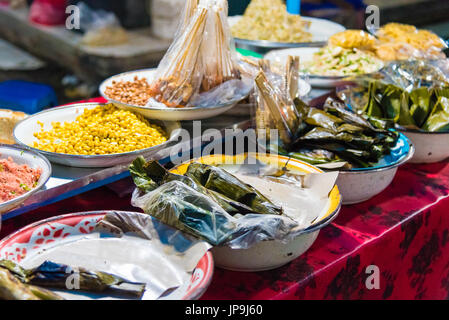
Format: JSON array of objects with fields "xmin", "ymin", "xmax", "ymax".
[{"xmin": 0, "ymin": 0, "xmax": 448, "ymax": 110}]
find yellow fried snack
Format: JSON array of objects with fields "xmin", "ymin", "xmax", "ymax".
[
  {"xmin": 328, "ymin": 30, "xmax": 376, "ymax": 50},
  {"xmin": 33, "ymin": 104, "xmax": 167, "ymax": 155}
]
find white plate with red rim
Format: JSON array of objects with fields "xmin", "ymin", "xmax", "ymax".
[{"xmin": 0, "ymin": 211, "xmax": 214, "ymax": 300}]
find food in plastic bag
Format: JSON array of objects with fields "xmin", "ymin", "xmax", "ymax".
[
  {"xmin": 146, "ymin": 0, "xmax": 243, "ymax": 108},
  {"xmin": 129, "ymin": 156, "xmax": 338, "ymax": 249},
  {"xmin": 200, "ymin": 0, "xmax": 240, "ymax": 92},
  {"xmin": 147, "ymin": 6, "xmax": 207, "ymax": 108}
]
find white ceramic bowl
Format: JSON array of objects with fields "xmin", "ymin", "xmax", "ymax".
[
  {"xmin": 0, "ymin": 144, "xmax": 51, "ymax": 214},
  {"xmin": 336, "ymin": 138, "xmax": 415, "ymax": 205},
  {"xmin": 100, "ymin": 69, "xmax": 247, "ymax": 121},
  {"xmin": 399, "ymin": 130, "xmax": 449, "ymax": 164},
  {"xmin": 14, "ymin": 103, "xmax": 182, "ymax": 168},
  {"xmin": 211, "ymin": 228, "xmax": 320, "ymax": 272},
  {"xmin": 171, "ymin": 153, "xmax": 342, "ymax": 272}
]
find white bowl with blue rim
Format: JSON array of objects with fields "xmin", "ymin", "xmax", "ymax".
[{"xmin": 335, "ymin": 133, "xmax": 414, "ymax": 205}]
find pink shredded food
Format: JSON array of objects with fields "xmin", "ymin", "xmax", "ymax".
[{"xmin": 0, "ymin": 157, "xmax": 42, "ymax": 203}]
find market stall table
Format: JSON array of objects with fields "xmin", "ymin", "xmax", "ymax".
[{"xmin": 1, "ymin": 157, "xmax": 449, "ymax": 299}]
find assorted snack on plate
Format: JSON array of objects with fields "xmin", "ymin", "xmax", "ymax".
[{"xmin": 254, "ymin": 57, "xmax": 404, "ymax": 170}]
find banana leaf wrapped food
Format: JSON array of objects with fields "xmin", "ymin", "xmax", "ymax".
[
  {"xmin": 0, "ymin": 259, "xmax": 146, "ymax": 300},
  {"xmin": 339, "ymin": 60, "xmax": 449, "ymax": 132},
  {"xmin": 129, "ymin": 158, "xmax": 322, "ymax": 247},
  {"xmin": 129, "ymin": 157, "xmax": 336, "ymax": 248},
  {"xmin": 354, "ymin": 80, "xmax": 449, "ymax": 132},
  {"xmin": 0, "ymin": 267, "xmax": 64, "ymax": 300},
  {"xmin": 254, "ymin": 58, "xmax": 399, "ymax": 169}
]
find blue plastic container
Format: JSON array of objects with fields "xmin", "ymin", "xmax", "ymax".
[{"xmin": 0, "ymin": 80, "xmax": 58, "ymax": 114}]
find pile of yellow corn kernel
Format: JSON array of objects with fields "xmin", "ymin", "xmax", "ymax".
[{"xmin": 33, "ymin": 104, "xmax": 168, "ymax": 155}]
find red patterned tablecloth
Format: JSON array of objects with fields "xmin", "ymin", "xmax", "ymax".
[{"xmin": 2, "ymin": 161, "xmax": 449, "ymax": 300}]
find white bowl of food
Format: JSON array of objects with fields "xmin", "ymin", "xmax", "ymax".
[
  {"xmin": 14, "ymin": 103, "xmax": 182, "ymax": 168},
  {"xmin": 0, "ymin": 144, "xmax": 51, "ymax": 214}
]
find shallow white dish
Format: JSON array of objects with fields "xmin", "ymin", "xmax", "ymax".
[
  {"xmin": 0, "ymin": 144, "xmax": 51, "ymax": 214},
  {"xmin": 14, "ymin": 103, "xmax": 182, "ymax": 168},
  {"xmin": 100, "ymin": 69, "xmax": 246, "ymax": 121},
  {"xmin": 228, "ymin": 15, "xmax": 346, "ymax": 54},
  {"xmin": 399, "ymin": 129, "xmax": 449, "ymax": 164}
]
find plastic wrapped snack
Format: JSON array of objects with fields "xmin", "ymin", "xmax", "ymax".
[{"xmin": 254, "ymin": 57, "xmax": 302, "ymax": 147}]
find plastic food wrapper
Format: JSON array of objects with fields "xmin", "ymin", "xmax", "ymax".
[
  {"xmin": 146, "ymin": 0, "xmax": 246, "ymax": 109},
  {"xmin": 130, "ymin": 156, "xmax": 338, "ymax": 250},
  {"xmin": 200, "ymin": 0, "xmax": 240, "ymax": 92},
  {"xmin": 76, "ymin": 2, "xmax": 128, "ymax": 47},
  {"xmin": 17, "ymin": 211, "xmax": 211, "ymax": 300},
  {"xmin": 187, "ymin": 78, "xmax": 253, "ymax": 108}
]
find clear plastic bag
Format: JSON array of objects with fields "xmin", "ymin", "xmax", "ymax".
[
  {"xmin": 147, "ymin": 6, "xmax": 207, "ymax": 108},
  {"xmin": 200, "ymin": 0, "xmax": 240, "ymax": 92},
  {"xmin": 147, "ymin": 0, "xmax": 246, "ymax": 108}
]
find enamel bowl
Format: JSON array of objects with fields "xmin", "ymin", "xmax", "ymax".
[
  {"xmin": 398, "ymin": 129, "xmax": 449, "ymax": 164},
  {"xmin": 14, "ymin": 103, "xmax": 182, "ymax": 168},
  {"xmin": 334, "ymin": 133, "xmax": 415, "ymax": 205},
  {"xmin": 172, "ymin": 153, "xmax": 342, "ymax": 272},
  {"xmin": 0, "ymin": 144, "xmax": 51, "ymax": 215}
]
